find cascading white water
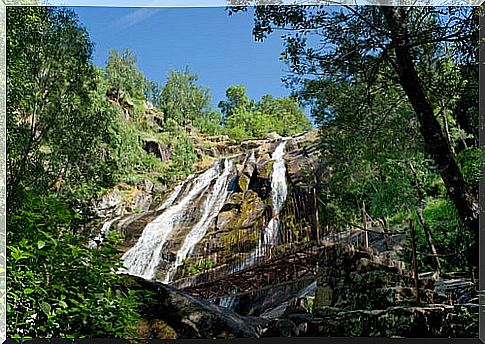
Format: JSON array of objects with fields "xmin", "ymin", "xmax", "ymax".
[
  {"xmin": 121, "ymin": 161, "xmax": 228, "ymax": 280},
  {"xmin": 263, "ymin": 140, "xmax": 288, "ymax": 246},
  {"xmin": 163, "ymin": 159, "xmax": 233, "ymax": 283},
  {"xmin": 219, "ymin": 140, "xmax": 289, "ymax": 308},
  {"xmin": 298, "ymin": 280, "xmax": 317, "ymax": 298},
  {"xmin": 88, "ymin": 216, "xmax": 122, "ymax": 248},
  {"xmin": 218, "ymin": 294, "xmax": 238, "ymax": 309},
  {"xmin": 236, "ymin": 140, "xmax": 289, "ymax": 271},
  {"xmin": 98, "ymin": 216, "xmax": 121, "ymax": 241},
  {"xmin": 120, "ymin": 139, "xmax": 289, "ymax": 311},
  {"xmin": 260, "ymin": 281, "xmax": 317, "ymax": 319},
  {"xmin": 157, "ymin": 174, "xmax": 195, "ymax": 211},
  {"xmin": 112, "ymin": 176, "xmax": 194, "ymax": 240}
]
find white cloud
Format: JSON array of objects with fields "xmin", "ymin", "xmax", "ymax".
[{"xmin": 111, "ymin": 7, "xmax": 163, "ymax": 31}]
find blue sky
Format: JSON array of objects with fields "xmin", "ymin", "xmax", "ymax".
[{"xmin": 71, "ymin": 6, "xmax": 297, "ymax": 111}]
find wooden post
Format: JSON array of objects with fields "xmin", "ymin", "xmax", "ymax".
[
  {"xmin": 409, "ymin": 218, "xmax": 420, "ymax": 305},
  {"xmin": 313, "ymin": 188, "xmax": 320, "ymax": 244},
  {"xmin": 362, "ymin": 202, "xmax": 369, "ymax": 248}
]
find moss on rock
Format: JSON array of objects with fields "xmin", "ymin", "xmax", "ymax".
[
  {"xmin": 257, "ymin": 160, "xmax": 275, "ymax": 179},
  {"xmin": 238, "ymin": 174, "xmax": 251, "ymax": 192}
]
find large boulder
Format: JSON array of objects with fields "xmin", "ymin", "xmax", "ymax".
[
  {"xmin": 305, "ymin": 304, "xmax": 478, "ymax": 337},
  {"xmin": 92, "ymin": 189, "xmax": 123, "ymax": 218},
  {"xmin": 124, "ymin": 275, "xmax": 267, "ymax": 339}
]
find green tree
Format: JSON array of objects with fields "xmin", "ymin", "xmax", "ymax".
[
  {"xmin": 220, "ymin": 85, "xmax": 311, "ymax": 140},
  {"xmin": 105, "ymin": 48, "xmax": 148, "ymax": 100},
  {"xmin": 255, "ymin": 95, "xmax": 311, "ymax": 136},
  {"xmin": 230, "ymin": 5, "xmax": 479, "ymax": 268},
  {"xmin": 7, "ymin": 7, "xmax": 115, "ymax": 211},
  {"xmin": 157, "ymin": 67, "xmax": 217, "ymax": 133},
  {"xmin": 7, "ymin": 194, "xmax": 141, "ymax": 338},
  {"xmin": 218, "ymin": 84, "xmax": 253, "ymax": 119},
  {"xmin": 6, "ymin": 7, "xmax": 146, "ymax": 338},
  {"xmin": 301, "ymin": 75, "xmax": 425, "ymax": 222}
]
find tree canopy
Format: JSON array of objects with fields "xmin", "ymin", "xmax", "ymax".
[
  {"xmin": 220, "ymin": 84, "xmax": 312, "ymax": 140},
  {"xmin": 228, "ymin": 5, "xmax": 480, "ymax": 271},
  {"xmin": 7, "ymin": 7, "xmax": 118, "ymax": 211}
]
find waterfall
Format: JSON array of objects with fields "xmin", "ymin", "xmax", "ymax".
[
  {"xmin": 163, "ymin": 158, "xmax": 233, "ymax": 283},
  {"xmin": 218, "ymin": 294, "xmax": 238, "ymax": 309},
  {"xmin": 260, "ymin": 281, "xmax": 317, "ymax": 319},
  {"xmin": 233, "ymin": 140, "xmax": 289, "ymax": 273},
  {"xmin": 98, "ymin": 216, "xmax": 121, "ymax": 242},
  {"xmin": 121, "ymin": 160, "xmax": 230, "ymax": 280},
  {"xmin": 263, "ymin": 140, "xmax": 288, "ymax": 246},
  {"xmin": 298, "ymin": 280, "xmax": 317, "ymax": 298},
  {"xmin": 157, "ymin": 173, "xmax": 195, "ymax": 211},
  {"xmin": 218, "ymin": 143, "xmax": 288, "ymax": 308},
  {"xmin": 88, "ymin": 216, "xmax": 122, "ymax": 248}
]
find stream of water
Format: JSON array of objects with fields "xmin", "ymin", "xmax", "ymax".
[
  {"xmin": 116, "ymin": 139, "xmax": 290, "ymax": 311},
  {"xmin": 163, "ymin": 159, "xmax": 234, "ymax": 283},
  {"xmin": 219, "ymin": 140, "xmax": 289, "ymax": 308},
  {"xmin": 121, "ymin": 159, "xmax": 232, "ymax": 280}
]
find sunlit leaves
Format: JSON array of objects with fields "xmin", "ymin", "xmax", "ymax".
[
  {"xmin": 219, "ymin": 84, "xmax": 311, "ymax": 141},
  {"xmin": 7, "ymin": 194, "xmax": 141, "ymax": 338}
]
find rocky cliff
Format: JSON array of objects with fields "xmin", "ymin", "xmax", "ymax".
[
  {"xmin": 86, "ymin": 128, "xmax": 478, "ymax": 339},
  {"xmin": 90, "ymin": 129, "xmax": 323, "ymax": 283}
]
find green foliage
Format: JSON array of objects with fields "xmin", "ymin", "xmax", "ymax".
[
  {"xmin": 105, "ymin": 48, "xmax": 149, "ymax": 100},
  {"xmin": 157, "ymin": 67, "xmax": 220, "ymax": 134},
  {"xmin": 171, "ymin": 135, "xmax": 197, "ymax": 174},
  {"xmin": 105, "ymin": 113, "xmax": 166, "ymax": 181},
  {"xmin": 218, "ymin": 84, "xmax": 253, "ymax": 119},
  {"xmin": 7, "ymin": 194, "xmax": 142, "ymax": 338},
  {"xmin": 6, "ymin": 7, "xmax": 184, "ymax": 339},
  {"xmin": 235, "ymin": 5, "xmax": 479, "ymax": 267},
  {"xmin": 301, "ymin": 75, "xmax": 428, "ymax": 228},
  {"xmin": 456, "ymin": 147, "xmax": 480, "ymax": 195},
  {"xmin": 220, "ymin": 85, "xmax": 311, "ymax": 140},
  {"xmin": 181, "ymin": 258, "xmax": 214, "ymax": 277},
  {"xmin": 400, "ymin": 198, "xmax": 471, "ymax": 273},
  {"xmin": 7, "ymin": 6, "xmax": 115, "ymax": 210},
  {"xmin": 255, "ymin": 94, "xmax": 312, "ymax": 136},
  {"xmin": 193, "ymin": 110, "xmax": 223, "ymax": 136}
]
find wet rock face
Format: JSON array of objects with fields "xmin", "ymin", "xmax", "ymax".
[
  {"xmin": 284, "ymin": 130, "xmax": 320, "ymax": 186},
  {"xmin": 91, "ymin": 179, "xmax": 157, "ymax": 219},
  {"xmin": 125, "ymin": 275, "xmax": 267, "ymax": 339},
  {"xmin": 92, "ymin": 189, "xmax": 123, "ymax": 218}
]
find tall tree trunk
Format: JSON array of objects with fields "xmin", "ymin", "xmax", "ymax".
[{"xmin": 381, "ymin": 7, "xmax": 479, "ymax": 269}]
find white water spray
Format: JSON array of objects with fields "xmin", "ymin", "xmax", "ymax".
[
  {"xmin": 163, "ymin": 159, "xmax": 233, "ymax": 283},
  {"xmin": 90, "ymin": 216, "xmax": 121, "ymax": 247},
  {"xmin": 263, "ymin": 140, "xmax": 288, "ymax": 246},
  {"xmin": 121, "ymin": 161, "xmax": 228, "ymax": 280},
  {"xmin": 157, "ymin": 174, "xmax": 195, "ymax": 211},
  {"xmin": 232, "ymin": 140, "xmax": 289, "ymax": 273},
  {"xmin": 218, "ymin": 141, "xmax": 288, "ymax": 307}
]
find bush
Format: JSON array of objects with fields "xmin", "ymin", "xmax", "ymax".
[
  {"xmin": 456, "ymin": 147, "xmax": 480, "ymax": 195},
  {"xmin": 400, "ymin": 198, "xmax": 471, "ymax": 273},
  {"xmin": 7, "ymin": 193, "xmax": 142, "ymax": 338}
]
